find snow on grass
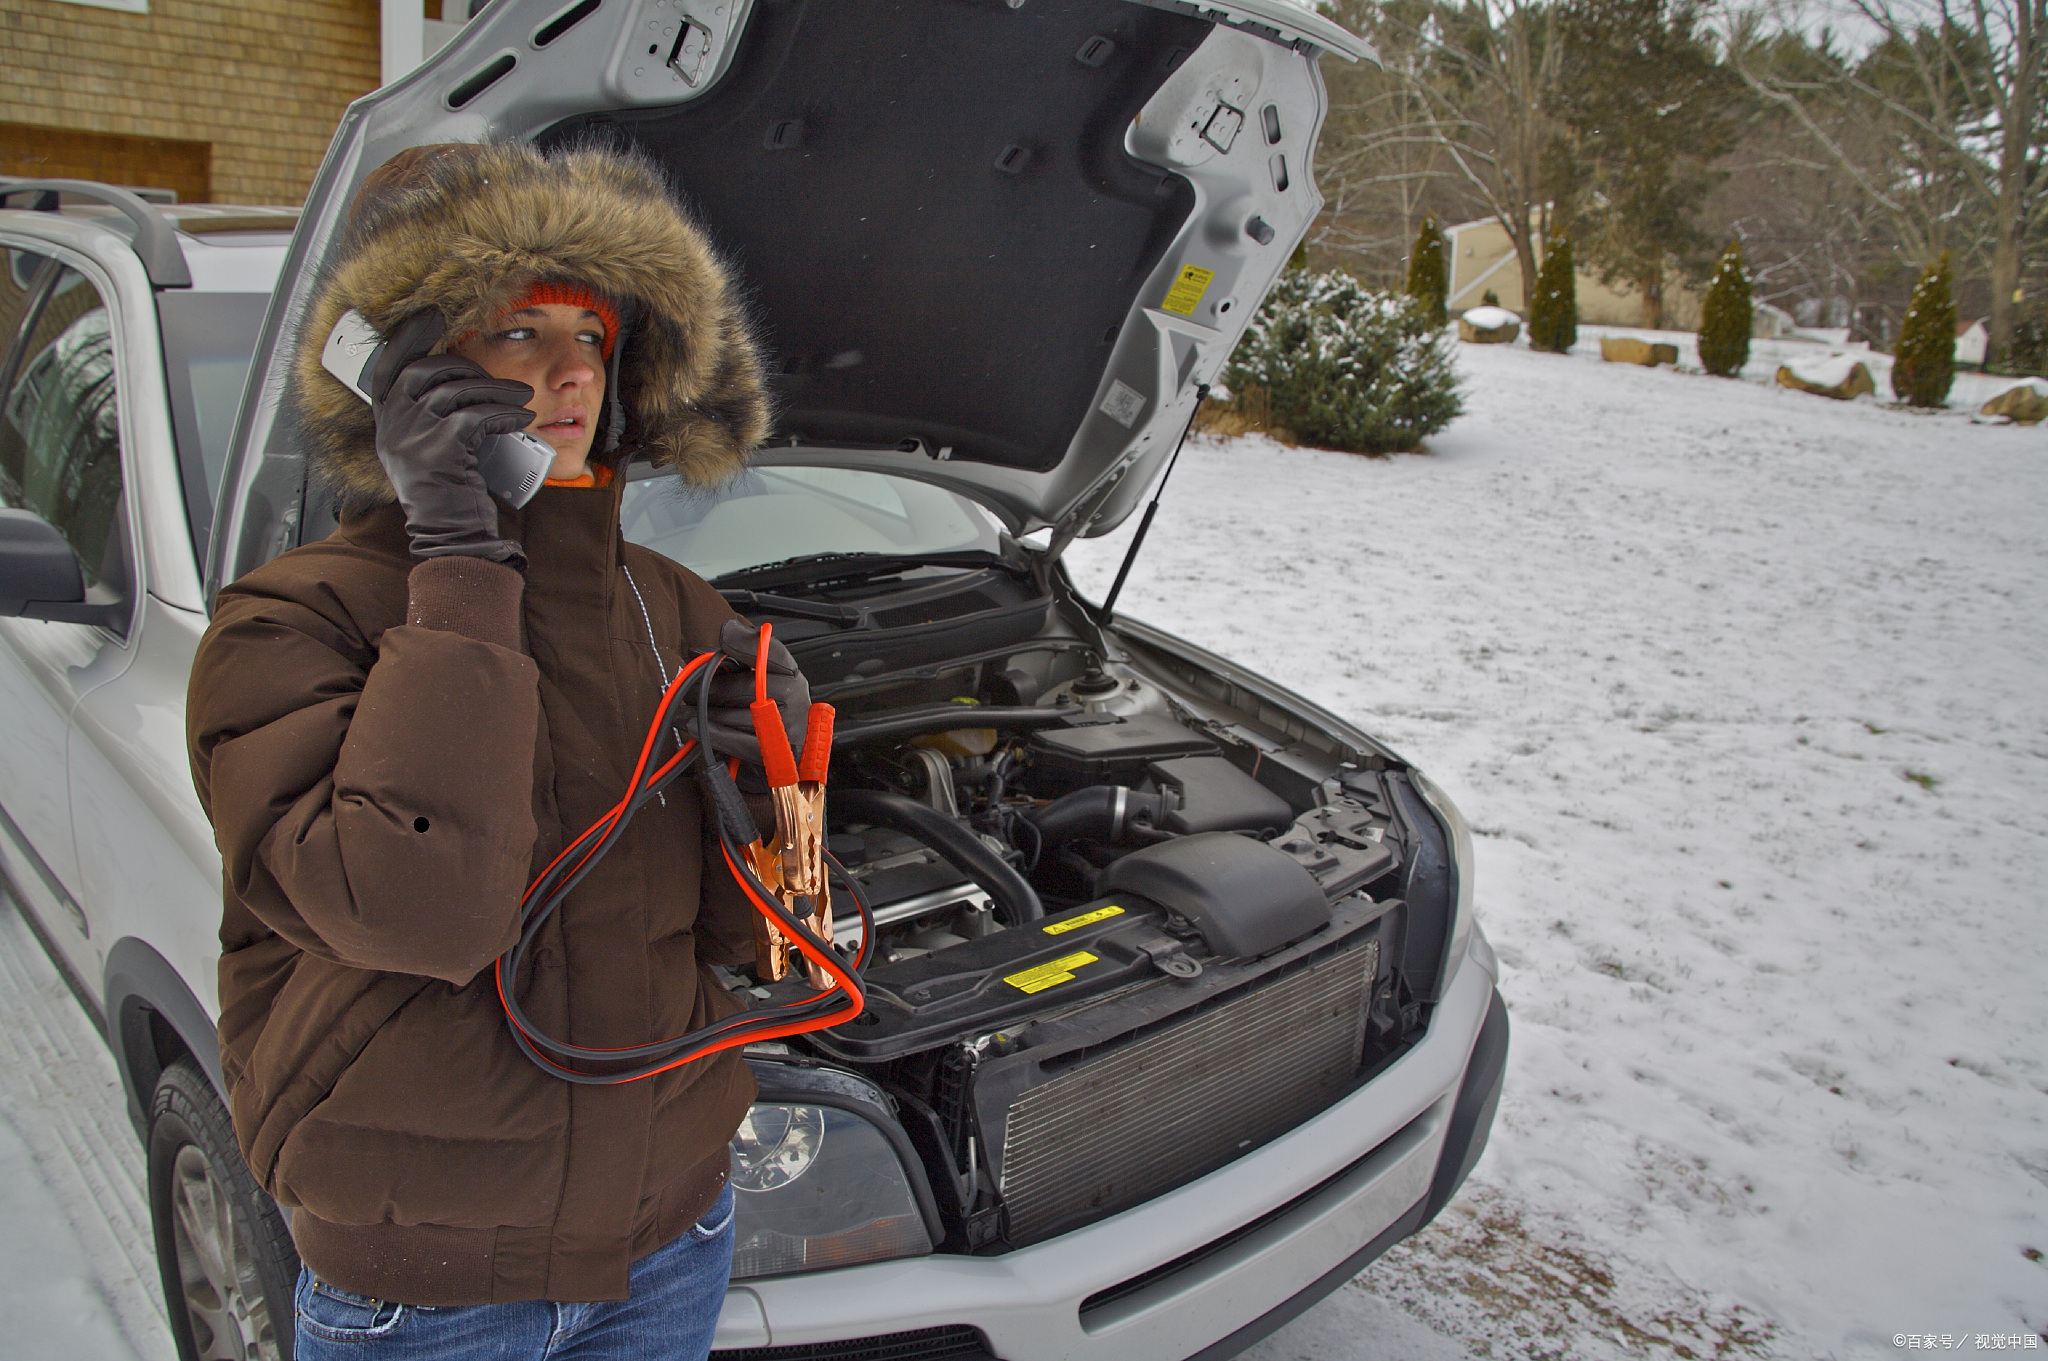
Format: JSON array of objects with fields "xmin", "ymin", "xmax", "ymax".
[{"xmin": 1069, "ymin": 340, "xmax": 2048, "ymax": 1359}]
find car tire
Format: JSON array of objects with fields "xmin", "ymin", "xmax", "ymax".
[{"xmin": 147, "ymin": 1057, "xmax": 299, "ymax": 1361}]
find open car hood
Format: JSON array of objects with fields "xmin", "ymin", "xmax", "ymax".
[{"xmin": 212, "ymin": 0, "xmax": 1368, "ymax": 591}]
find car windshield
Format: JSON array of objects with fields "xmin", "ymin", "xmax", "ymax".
[
  {"xmin": 157, "ymin": 291, "xmax": 268, "ymax": 558},
  {"xmin": 619, "ymin": 465, "xmax": 1002, "ymax": 582}
]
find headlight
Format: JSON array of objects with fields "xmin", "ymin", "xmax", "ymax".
[
  {"xmin": 1408, "ymin": 769, "xmax": 1476, "ymax": 997},
  {"xmin": 729, "ymin": 1100, "xmax": 935, "ymax": 1279},
  {"xmin": 732, "ymin": 1105, "xmax": 827, "ymax": 1192}
]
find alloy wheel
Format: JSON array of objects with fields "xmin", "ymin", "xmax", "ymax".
[{"xmin": 168, "ymin": 1142, "xmax": 281, "ymax": 1361}]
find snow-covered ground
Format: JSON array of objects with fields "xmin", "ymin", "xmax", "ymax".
[
  {"xmin": 0, "ymin": 898, "xmax": 172, "ymax": 1360},
  {"xmin": 1069, "ymin": 339, "xmax": 2048, "ymax": 1358},
  {"xmin": 4, "ymin": 335, "xmax": 2044, "ymax": 1358}
]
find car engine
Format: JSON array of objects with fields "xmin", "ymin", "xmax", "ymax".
[{"xmin": 727, "ymin": 585, "xmax": 1456, "ymax": 1257}]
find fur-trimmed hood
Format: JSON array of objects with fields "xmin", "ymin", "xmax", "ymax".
[{"xmin": 293, "ymin": 141, "xmax": 769, "ymax": 501}]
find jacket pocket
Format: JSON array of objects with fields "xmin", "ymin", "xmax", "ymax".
[{"xmin": 273, "ymin": 983, "xmax": 569, "ymax": 1229}]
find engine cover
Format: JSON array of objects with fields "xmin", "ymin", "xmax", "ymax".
[{"xmin": 1100, "ymin": 832, "xmax": 1331, "ymax": 957}]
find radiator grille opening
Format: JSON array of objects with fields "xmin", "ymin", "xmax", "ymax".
[
  {"xmin": 713, "ymin": 1324, "xmax": 995, "ymax": 1361},
  {"xmin": 996, "ymin": 940, "xmax": 1378, "ymax": 1245}
]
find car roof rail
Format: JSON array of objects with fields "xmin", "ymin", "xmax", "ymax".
[{"xmin": 0, "ymin": 178, "xmax": 192, "ymax": 288}]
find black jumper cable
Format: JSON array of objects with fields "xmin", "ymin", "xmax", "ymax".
[{"xmin": 493, "ymin": 623, "xmax": 873, "ymax": 1084}]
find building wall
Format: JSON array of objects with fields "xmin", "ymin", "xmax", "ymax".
[
  {"xmin": 0, "ymin": 0, "xmax": 380, "ymax": 206},
  {"xmin": 1444, "ymin": 216, "xmax": 1705, "ymax": 331}
]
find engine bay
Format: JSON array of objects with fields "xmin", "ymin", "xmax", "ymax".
[{"xmin": 717, "ymin": 550, "xmax": 1457, "ymax": 1251}]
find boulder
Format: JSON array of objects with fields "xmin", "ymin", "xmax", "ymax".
[
  {"xmin": 1978, "ymin": 382, "xmax": 2048, "ymax": 425},
  {"xmin": 1600, "ymin": 336, "xmax": 1679, "ymax": 366},
  {"xmin": 1458, "ymin": 306, "xmax": 1521, "ymax": 344},
  {"xmin": 1775, "ymin": 360, "xmax": 1876, "ymax": 401}
]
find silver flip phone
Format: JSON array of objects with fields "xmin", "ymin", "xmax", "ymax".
[{"xmin": 320, "ymin": 309, "xmax": 555, "ymax": 509}]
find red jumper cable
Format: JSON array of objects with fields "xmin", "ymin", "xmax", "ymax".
[{"xmin": 493, "ymin": 622, "xmax": 868, "ymax": 1084}]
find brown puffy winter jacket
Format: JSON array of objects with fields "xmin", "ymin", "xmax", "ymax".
[{"xmin": 184, "ymin": 142, "xmax": 774, "ymax": 1305}]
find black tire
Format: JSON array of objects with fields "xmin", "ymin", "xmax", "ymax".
[{"xmin": 148, "ymin": 1057, "xmax": 299, "ymax": 1361}]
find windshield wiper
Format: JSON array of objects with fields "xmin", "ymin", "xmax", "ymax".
[
  {"xmin": 716, "ymin": 589, "xmax": 863, "ymax": 626},
  {"xmin": 710, "ymin": 550, "xmax": 1019, "ymax": 593}
]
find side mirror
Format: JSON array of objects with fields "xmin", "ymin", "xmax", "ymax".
[{"xmin": 0, "ymin": 508, "xmax": 125, "ymax": 628}]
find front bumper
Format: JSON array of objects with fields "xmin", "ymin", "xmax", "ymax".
[{"xmin": 713, "ymin": 928, "xmax": 1507, "ymax": 1361}]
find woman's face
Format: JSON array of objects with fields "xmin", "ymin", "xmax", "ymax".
[{"xmin": 450, "ymin": 303, "xmax": 607, "ymax": 481}]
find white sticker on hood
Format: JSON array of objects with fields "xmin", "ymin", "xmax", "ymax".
[{"xmin": 1100, "ymin": 380, "xmax": 1146, "ymax": 428}]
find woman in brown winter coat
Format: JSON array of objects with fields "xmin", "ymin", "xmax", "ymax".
[{"xmin": 186, "ymin": 141, "xmax": 791, "ymax": 1358}]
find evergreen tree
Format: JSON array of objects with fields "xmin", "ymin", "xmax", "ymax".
[
  {"xmin": 1528, "ymin": 232, "xmax": 1579, "ymax": 353},
  {"xmin": 1224, "ymin": 271, "xmax": 1463, "ymax": 454},
  {"xmin": 1553, "ymin": 0, "xmax": 1740, "ymax": 328},
  {"xmin": 1697, "ymin": 239, "xmax": 1753, "ymax": 376},
  {"xmin": 1405, "ymin": 216, "xmax": 1448, "ymax": 328},
  {"xmin": 1891, "ymin": 253, "xmax": 1957, "ymax": 407}
]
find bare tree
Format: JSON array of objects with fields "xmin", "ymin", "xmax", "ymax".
[
  {"xmin": 1736, "ymin": 0, "xmax": 2047, "ymax": 361},
  {"xmin": 1311, "ymin": 9, "xmax": 1466, "ymax": 283},
  {"xmin": 1364, "ymin": 0, "xmax": 1567, "ymax": 305}
]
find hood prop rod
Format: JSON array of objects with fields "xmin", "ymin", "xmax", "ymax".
[{"xmin": 1094, "ymin": 384, "xmax": 1207, "ymax": 628}]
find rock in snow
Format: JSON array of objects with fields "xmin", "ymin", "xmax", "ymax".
[
  {"xmin": 1978, "ymin": 381, "xmax": 2048, "ymax": 425},
  {"xmin": 1459, "ymin": 307, "xmax": 1522, "ymax": 344},
  {"xmin": 1776, "ymin": 357, "xmax": 1878, "ymax": 400},
  {"xmin": 1601, "ymin": 335, "xmax": 1681, "ymax": 366}
]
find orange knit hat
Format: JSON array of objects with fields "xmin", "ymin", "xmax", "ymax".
[{"xmin": 504, "ymin": 282, "xmax": 620, "ymax": 359}]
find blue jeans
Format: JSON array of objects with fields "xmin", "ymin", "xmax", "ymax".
[{"xmin": 293, "ymin": 1183, "xmax": 736, "ymax": 1360}]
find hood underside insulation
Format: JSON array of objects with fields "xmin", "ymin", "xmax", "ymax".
[{"xmin": 540, "ymin": 0, "xmax": 1212, "ymax": 472}]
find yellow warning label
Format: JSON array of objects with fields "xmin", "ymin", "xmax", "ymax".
[
  {"xmin": 1161, "ymin": 264, "xmax": 1215, "ymax": 316},
  {"xmin": 1044, "ymin": 905, "xmax": 1125, "ymax": 936},
  {"xmin": 1004, "ymin": 952, "xmax": 1100, "ymax": 995}
]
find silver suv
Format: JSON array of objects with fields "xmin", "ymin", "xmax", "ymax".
[{"xmin": 0, "ymin": 4, "xmax": 1506, "ymax": 1360}]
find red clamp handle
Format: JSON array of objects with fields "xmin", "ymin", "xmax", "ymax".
[
  {"xmin": 798, "ymin": 704, "xmax": 834, "ymax": 785},
  {"xmin": 748, "ymin": 622, "xmax": 800, "ymax": 788}
]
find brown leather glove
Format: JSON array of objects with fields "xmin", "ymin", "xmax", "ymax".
[
  {"xmin": 370, "ymin": 310, "xmax": 536, "ymax": 565},
  {"xmin": 696, "ymin": 618, "xmax": 812, "ymax": 768}
]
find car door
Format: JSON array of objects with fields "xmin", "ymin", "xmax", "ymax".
[{"xmin": 0, "ymin": 251, "xmax": 140, "ymax": 985}]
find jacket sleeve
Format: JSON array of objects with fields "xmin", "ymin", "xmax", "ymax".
[{"xmin": 189, "ymin": 557, "xmax": 540, "ymax": 986}]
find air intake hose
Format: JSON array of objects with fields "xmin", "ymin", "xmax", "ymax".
[
  {"xmin": 1027, "ymin": 786, "xmax": 1168, "ymax": 847},
  {"xmin": 833, "ymin": 789, "xmax": 1045, "ymax": 925}
]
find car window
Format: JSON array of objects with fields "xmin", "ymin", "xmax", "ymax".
[
  {"xmin": 620, "ymin": 465, "xmax": 1000, "ymax": 581},
  {"xmin": 0, "ymin": 248, "xmax": 56, "ymax": 387},
  {"xmin": 157, "ymin": 291, "xmax": 268, "ymax": 560},
  {"xmin": 0, "ymin": 268, "xmax": 131, "ymax": 626}
]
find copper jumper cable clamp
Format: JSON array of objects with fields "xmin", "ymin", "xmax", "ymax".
[{"xmin": 742, "ymin": 622, "xmax": 838, "ymax": 987}]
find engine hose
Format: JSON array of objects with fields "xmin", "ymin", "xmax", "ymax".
[
  {"xmin": 1027, "ymin": 785, "xmax": 1167, "ymax": 846},
  {"xmin": 833, "ymin": 788, "xmax": 1045, "ymax": 925}
]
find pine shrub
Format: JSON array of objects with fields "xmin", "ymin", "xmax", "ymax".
[
  {"xmin": 1892, "ymin": 254, "xmax": 1957, "ymax": 407},
  {"xmin": 1698, "ymin": 240, "xmax": 1752, "ymax": 377},
  {"xmin": 1528, "ymin": 234, "xmax": 1579, "ymax": 354},
  {"xmin": 2003, "ymin": 300, "xmax": 2048, "ymax": 377},
  {"xmin": 1224, "ymin": 270, "xmax": 1463, "ymax": 454},
  {"xmin": 1406, "ymin": 216, "xmax": 1449, "ymax": 329}
]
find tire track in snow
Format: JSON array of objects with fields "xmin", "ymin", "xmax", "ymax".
[{"xmin": 0, "ymin": 888, "xmax": 174, "ymax": 1360}]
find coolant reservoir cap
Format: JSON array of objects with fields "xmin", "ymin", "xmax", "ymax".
[{"xmin": 1099, "ymin": 832, "xmax": 1331, "ymax": 958}]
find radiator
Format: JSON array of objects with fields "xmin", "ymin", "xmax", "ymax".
[{"xmin": 996, "ymin": 940, "xmax": 1380, "ymax": 1245}]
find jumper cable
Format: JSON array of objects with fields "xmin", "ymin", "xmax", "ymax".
[{"xmin": 493, "ymin": 623, "xmax": 868, "ymax": 1084}]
